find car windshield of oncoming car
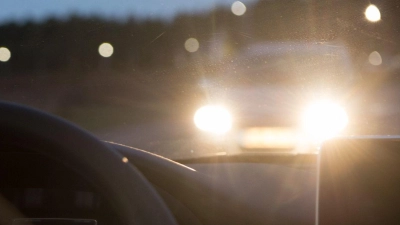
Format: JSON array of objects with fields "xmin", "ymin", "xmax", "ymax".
[
  {"xmin": 226, "ymin": 47, "xmax": 353, "ymax": 85},
  {"xmin": 0, "ymin": 1, "xmax": 398, "ymax": 159}
]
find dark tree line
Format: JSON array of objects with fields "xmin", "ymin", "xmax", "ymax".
[{"xmin": 0, "ymin": 0, "xmax": 399, "ymax": 77}]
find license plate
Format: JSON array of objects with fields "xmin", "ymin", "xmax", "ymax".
[{"xmin": 238, "ymin": 127, "xmax": 299, "ymax": 149}]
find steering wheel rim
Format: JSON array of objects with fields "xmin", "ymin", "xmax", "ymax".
[{"xmin": 0, "ymin": 102, "xmax": 177, "ymax": 225}]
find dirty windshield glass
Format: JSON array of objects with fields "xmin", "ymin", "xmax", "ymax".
[{"xmin": 0, "ymin": 1, "xmax": 398, "ymax": 159}]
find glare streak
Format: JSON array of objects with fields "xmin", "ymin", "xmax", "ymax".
[{"xmin": 315, "ymin": 150, "xmax": 321, "ymax": 225}]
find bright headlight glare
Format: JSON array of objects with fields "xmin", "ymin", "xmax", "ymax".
[
  {"xmin": 302, "ymin": 101, "xmax": 348, "ymax": 141},
  {"xmin": 194, "ymin": 105, "xmax": 232, "ymax": 134}
]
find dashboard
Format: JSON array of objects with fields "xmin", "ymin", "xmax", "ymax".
[
  {"xmin": 0, "ymin": 143, "xmax": 318, "ymax": 225},
  {"xmin": 0, "ymin": 147, "xmax": 120, "ymax": 225}
]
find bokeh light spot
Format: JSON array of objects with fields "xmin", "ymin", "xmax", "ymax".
[
  {"xmin": 98, "ymin": 42, "xmax": 114, "ymax": 57},
  {"xmin": 365, "ymin": 5, "xmax": 381, "ymax": 22},
  {"xmin": 0, "ymin": 47, "xmax": 11, "ymax": 62},
  {"xmin": 184, "ymin": 38, "xmax": 199, "ymax": 53},
  {"xmin": 369, "ymin": 51, "xmax": 382, "ymax": 66},
  {"xmin": 231, "ymin": 1, "xmax": 246, "ymax": 16}
]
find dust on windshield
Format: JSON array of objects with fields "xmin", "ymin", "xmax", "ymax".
[{"xmin": 0, "ymin": 1, "xmax": 398, "ymax": 159}]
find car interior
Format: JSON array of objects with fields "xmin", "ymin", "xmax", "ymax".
[
  {"xmin": 1, "ymin": 1, "xmax": 399, "ymax": 225},
  {"xmin": 0, "ymin": 102, "xmax": 316, "ymax": 225},
  {"xmin": 1, "ymin": 102, "xmax": 399, "ymax": 225}
]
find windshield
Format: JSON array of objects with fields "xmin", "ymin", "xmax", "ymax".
[
  {"xmin": 0, "ymin": 1, "xmax": 397, "ymax": 159},
  {"xmin": 223, "ymin": 45, "xmax": 353, "ymax": 85}
]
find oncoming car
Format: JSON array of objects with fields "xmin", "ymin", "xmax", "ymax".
[
  {"xmin": 193, "ymin": 42, "xmax": 355, "ymax": 154},
  {"xmin": 1, "ymin": 1, "xmax": 400, "ymax": 225}
]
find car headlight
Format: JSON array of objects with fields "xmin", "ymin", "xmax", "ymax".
[
  {"xmin": 194, "ymin": 105, "xmax": 232, "ymax": 134},
  {"xmin": 302, "ymin": 101, "xmax": 348, "ymax": 141}
]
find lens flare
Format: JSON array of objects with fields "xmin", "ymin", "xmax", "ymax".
[
  {"xmin": 98, "ymin": 43, "xmax": 114, "ymax": 57},
  {"xmin": 0, "ymin": 47, "xmax": 11, "ymax": 62},
  {"xmin": 184, "ymin": 38, "xmax": 199, "ymax": 53},
  {"xmin": 369, "ymin": 51, "xmax": 382, "ymax": 66},
  {"xmin": 365, "ymin": 5, "xmax": 381, "ymax": 22},
  {"xmin": 194, "ymin": 105, "xmax": 232, "ymax": 134},
  {"xmin": 231, "ymin": 1, "xmax": 246, "ymax": 16}
]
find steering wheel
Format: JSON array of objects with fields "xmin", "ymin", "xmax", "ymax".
[{"xmin": 0, "ymin": 102, "xmax": 177, "ymax": 225}]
